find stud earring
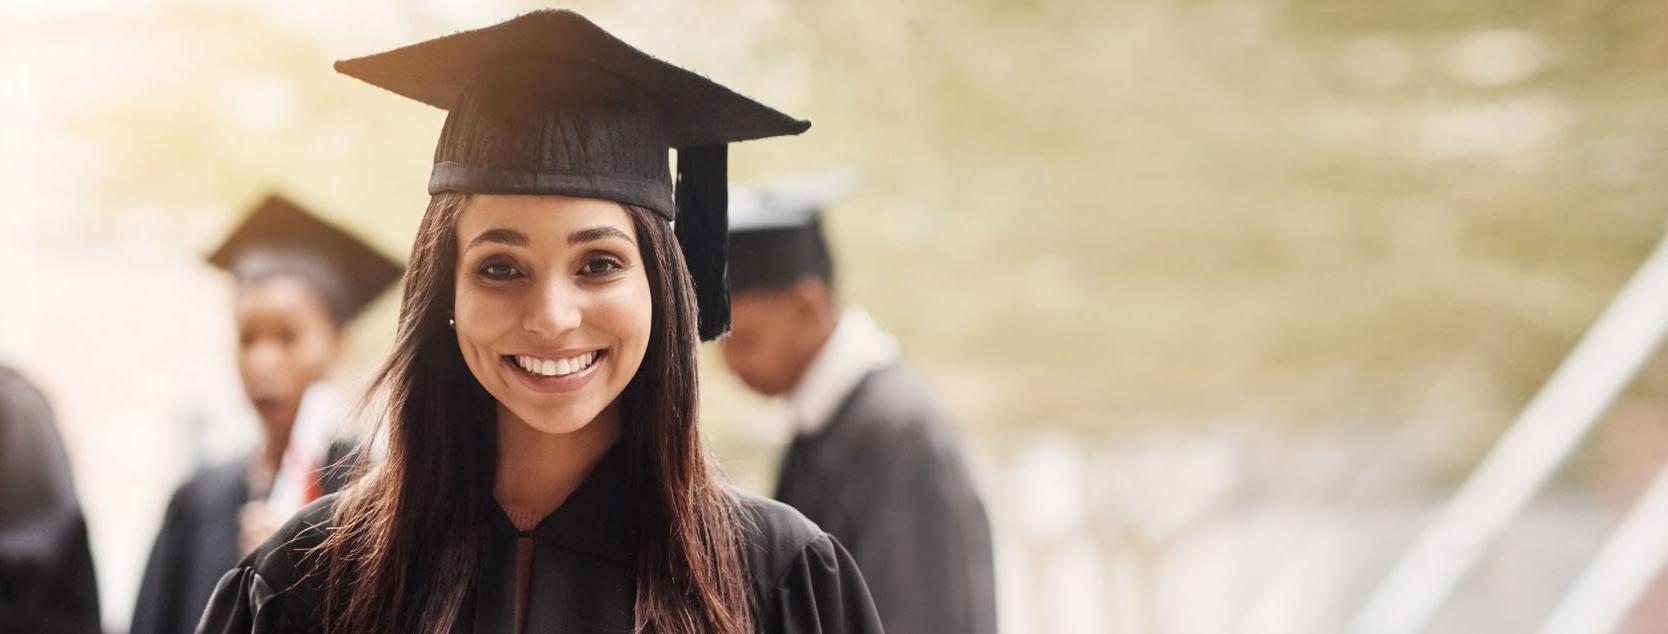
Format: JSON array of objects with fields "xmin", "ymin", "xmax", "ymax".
[{"xmin": 447, "ymin": 317, "xmax": 456, "ymax": 328}]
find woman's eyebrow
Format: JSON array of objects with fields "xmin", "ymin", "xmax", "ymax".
[
  {"xmin": 466, "ymin": 228, "xmax": 528, "ymax": 250},
  {"xmin": 568, "ymin": 226, "xmax": 635, "ymax": 246}
]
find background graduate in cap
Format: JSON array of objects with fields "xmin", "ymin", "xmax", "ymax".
[
  {"xmin": 199, "ymin": 10, "xmax": 881, "ymax": 634},
  {"xmin": 130, "ymin": 194, "xmax": 401, "ymax": 634},
  {"xmin": 722, "ymin": 171, "xmax": 999, "ymax": 634}
]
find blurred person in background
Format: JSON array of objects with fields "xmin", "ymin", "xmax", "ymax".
[
  {"xmin": 130, "ymin": 194, "xmax": 402, "ymax": 634},
  {"xmin": 721, "ymin": 172, "xmax": 998, "ymax": 634},
  {"xmin": 197, "ymin": 11, "xmax": 881, "ymax": 633},
  {"xmin": 0, "ymin": 364, "xmax": 101, "ymax": 634}
]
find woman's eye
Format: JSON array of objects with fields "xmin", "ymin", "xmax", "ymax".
[
  {"xmin": 580, "ymin": 257, "xmax": 624, "ymax": 277},
  {"xmin": 479, "ymin": 261, "xmax": 520, "ymax": 280}
]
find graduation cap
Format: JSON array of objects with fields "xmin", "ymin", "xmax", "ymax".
[
  {"xmin": 208, "ymin": 194, "xmax": 405, "ymax": 325},
  {"xmin": 333, "ymin": 9, "xmax": 811, "ymax": 340},
  {"xmin": 727, "ymin": 170, "xmax": 860, "ymax": 294}
]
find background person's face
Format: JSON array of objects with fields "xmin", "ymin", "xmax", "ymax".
[
  {"xmin": 234, "ymin": 275, "xmax": 341, "ymax": 433},
  {"xmin": 452, "ymin": 195, "xmax": 652, "ymax": 436},
  {"xmin": 722, "ymin": 286, "xmax": 822, "ymax": 397}
]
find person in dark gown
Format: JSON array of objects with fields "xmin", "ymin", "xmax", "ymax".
[
  {"xmin": 721, "ymin": 172, "xmax": 1000, "ymax": 634},
  {"xmin": 131, "ymin": 195, "xmax": 401, "ymax": 634},
  {"xmin": 0, "ymin": 364, "xmax": 101, "ymax": 634},
  {"xmin": 198, "ymin": 10, "xmax": 881, "ymax": 634}
]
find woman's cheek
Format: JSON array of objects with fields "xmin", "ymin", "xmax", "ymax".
[
  {"xmin": 453, "ymin": 286, "xmax": 503, "ymax": 365},
  {"xmin": 589, "ymin": 280, "xmax": 652, "ymax": 377},
  {"xmin": 457, "ymin": 283, "xmax": 510, "ymax": 329},
  {"xmin": 622, "ymin": 279, "xmax": 653, "ymax": 353},
  {"xmin": 590, "ymin": 279, "xmax": 647, "ymax": 330}
]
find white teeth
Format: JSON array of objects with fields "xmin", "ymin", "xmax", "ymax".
[{"xmin": 513, "ymin": 351, "xmax": 599, "ymax": 377}]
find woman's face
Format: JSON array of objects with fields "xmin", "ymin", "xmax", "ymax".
[
  {"xmin": 453, "ymin": 194, "xmax": 652, "ymax": 435},
  {"xmin": 235, "ymin": 275, "xmax": 342, "ymax": 432}
]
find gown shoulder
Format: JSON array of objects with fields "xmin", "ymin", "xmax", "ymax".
[
  {"xmin": 193, "ymin": 494, "xmax": 338, "ymax": 634},
  {"xmin": 730, "ymin": 488, "xmax": 884, "ymax": 634}
]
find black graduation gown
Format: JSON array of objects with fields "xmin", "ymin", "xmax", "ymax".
[
  {"xmin": 0, "ymin": 365, "xmax": 102, "ymax": 634},
  {"xmin": 195, "ymin": 442, "xmax": 883, "ymax": 633},
  {"xmin": 133, "ymin": 445, "xmax": 358, "ymax": 634},
  {"xmin": 775, "ymin": 362, "xmax": 998, "ymax": 634}
]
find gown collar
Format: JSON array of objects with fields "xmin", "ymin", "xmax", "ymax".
[
  {"xmin": 486, "ymin": 439, "xmax": 637, "ymax": 564},
  {"xmin": 786, "ymin": 307, "xmax": 899, "ymax": 435}
]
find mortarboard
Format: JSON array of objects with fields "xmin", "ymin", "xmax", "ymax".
[
  {"xmin": 207, "ymin": 194, "xmax": 405, "ymax": 325},
  {"xmin": 727, "ymin": 170, "xmax": 859, "ymax": 294},
  {"xmin": 333, "ymin": 9, "xmax": 811, "ymax": 340}
]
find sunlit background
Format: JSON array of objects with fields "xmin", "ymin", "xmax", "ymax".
[{"xmin": 2, "ymin": 0, "xmax": 1665, "ymax": 632}]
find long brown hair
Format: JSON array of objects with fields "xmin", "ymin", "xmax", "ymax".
[{"xmin": 318, "ymin": 193, "xmax": 753, "ymax": 633}]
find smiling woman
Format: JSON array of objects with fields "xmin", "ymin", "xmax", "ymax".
[
  {"xmin": 195, "ymin": 10, "xmax": 882, "ymax": 634},
  {"xmin": 453, "ymin": 195, "xmax": 652, "ymax": 439}
]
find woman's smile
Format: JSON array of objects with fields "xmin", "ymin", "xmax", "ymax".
[{"xmin": 501, "ymin": 348, "xmax": 608, "ymax": 393}]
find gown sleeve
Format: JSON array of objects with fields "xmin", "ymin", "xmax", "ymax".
[
  {"xmin": 759, "ymin": 533, "xmax": 885, "ymax": 634},
  {"xmin": 193, "ymin": 494, "xmax": 336, "ymax": 634}
]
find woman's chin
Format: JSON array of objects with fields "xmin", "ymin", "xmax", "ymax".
[{"xmin": 505, "ymin": 402, "xmax": 603, "ymax": 436}]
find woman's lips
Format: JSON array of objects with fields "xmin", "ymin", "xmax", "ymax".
[{"xmin": 501, "ymin": 350, "xmax": 605, "ymax": 393}]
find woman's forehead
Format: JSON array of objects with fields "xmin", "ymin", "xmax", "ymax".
[{"xmin": 459, "ymin": 194, "xmax": 635, "ymax": 238}]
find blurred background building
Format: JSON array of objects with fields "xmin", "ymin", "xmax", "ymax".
[{"xmin": 1, "ymin": 0, "xmax": 1663, "ymax": 632}]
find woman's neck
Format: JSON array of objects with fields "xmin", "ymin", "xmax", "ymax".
[{"xmin": 493, "ymin": 404, "xmax": 623, "ymax": 522}]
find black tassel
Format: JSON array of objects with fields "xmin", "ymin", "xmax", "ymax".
[{"xmin": 674, "ymin": 145, "xmax": 730, "ymax": 341}]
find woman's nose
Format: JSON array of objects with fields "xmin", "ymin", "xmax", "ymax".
[{"xmin": 522, "ymin": 283, "xmax": 582, "ymax": 337}]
